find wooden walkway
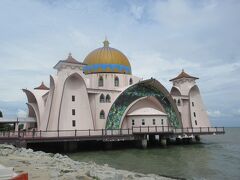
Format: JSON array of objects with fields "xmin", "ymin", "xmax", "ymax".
[{"xmin": 0, "ymin": 126, "xmax": 225, "ymax": 145}]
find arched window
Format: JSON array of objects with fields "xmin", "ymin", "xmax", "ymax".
[
  {"xmin": 100, "ymin": 94, "xmax": 105, "ymax": 103},
  {"xmin": 106, "ymin": 94, "xmax": 111, "ymax": 103},
  {"xmin": 0, "ymin": 111, "xmax": 2, "ymax": 118},
  {"xmin": 152, "ymin": 119, "xmax": 156, "ymax": 125},
  {"xmin": 100, "ymin": 110, "xmax": 105, "ymax": 119},
  {"xmin": 114, "ymin": 76, "xmax": 119, "ymax": 87},
  {"xmin": 177, "ymin": 99, "xmax": 181, "ymax": 106},
  {"xmin": 174, "ymin": 99, "xmax": 177, "ymax": 104},
  {"xmin": 193, "ymin": 112, "xmax": 196, "ymax": 117},
  {"xmin": 195, "ymin": 120, "xmax": 198, "ymax": 125},
  {"xmin": 132, "ymin": 119, "xmax": 135, "ymax": 126},
  {"xmin": 129, "ymin": 78, "xmax": 133, "ymax": 85},
  {"xmin": 98, "ymin": 76, "xmax": 103, "ymax": 87}
]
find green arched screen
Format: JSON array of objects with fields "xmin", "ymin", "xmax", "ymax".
[{"xmin": 106, "ymin": 80, "xmax": 181, "ymax": 129}]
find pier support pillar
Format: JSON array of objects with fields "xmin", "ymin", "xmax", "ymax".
[
  {"xmin": 140, "ymin": 139, "xmax": 148, "ymax": 149},
  {"xmin": 64, "ymin": 142, "xmax": 78, "ymax": 152},
  {"xmin": 195, "ymin": 135, "xmax": 201, "ymax": 142},
  {"xmin": 68, "ymin": 142, "xmax": 78, "ymax": 152},
  {"xmin": 149, "ymin": 135, "xmax": 156, "ymax": 143},
  {"xmin": 160, "ymin": 138, "xmax": 167, "ymax": 147},
  {"xmin": 104, "ymin": 142, "xmax": 113, "ymax": 150}
]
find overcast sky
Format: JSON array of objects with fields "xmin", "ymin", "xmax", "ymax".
[{"xmin": 0, "ymin": 0, "xmax": 239, "ymax": 126}]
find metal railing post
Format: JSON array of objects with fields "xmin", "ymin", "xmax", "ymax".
[
  {"xmin": 58, "ymin": 129, "xmax": 59, "ymax": 138},
  {"xmin": 75, "ymin": 129, "xmax": 77, "ymax": 137},
  {"xmin": 140, "ymin": 126, "xmax": 141, "ymax": 133},
  {"xmin": 200, "ymin": 127, "xmax": 202, "ymax": 133},
  {"xmin": 128, "ymin": 128, "xmax": 129, "ymax": 135},
  {"xmin": 40, "ymin": 130, "xmax": 42, "ymax": 138},
  {"xmin": 102, "ymin": 129, "xmax": 104, "ymax": 136},
  {"xmin": 148, "ymin": 126, "xmax": 149, "ymax": 133},
  {"xmin": 89, "ymin": 129, "xmax": 91, "ymax": 136}
]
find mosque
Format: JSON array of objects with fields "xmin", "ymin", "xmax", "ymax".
[{"xmin": 22, "ymin": 39, "xmax": 210, "ymax": 134}]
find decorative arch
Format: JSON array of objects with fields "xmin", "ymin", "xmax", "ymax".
[
  {"xmin": 58, "ymin": 72, "xmax": 93, "ymax": 130},
  {"xmin": 177, "ymin": 99, "xmax": 181, "ymax": 106},
  {"xmin": 189, "ymin": 85, "xmax": 200, "ymax": 96},
  {"xmin": 106, "ymin": 94, "xmax": 111, "ymax": 103},
  {"xmin": 170, "ymin": 86, "xmax": 181, "ymax": 96},
  {"xmin": 119, "ymin": 96, "xmax": 166, "ymax": 128},
  {"xmin": 26, "ymin": 103, "xmax": 37, "ymax": 118},
  {"xmin": 100, "ymin": 94, "xmax": 105, "ymax": 103},
  {"xmin": 129, "ymin": 78, "xmax": 133, "ymax": 85},
  {"xmin": 100, "ymin": 110, "xmax": 105, "ymax": 119},
  {"xmin": 22, "ymin": 89, "xmax": 40, "ymax": 127},
  {"xmin": 22, "ymin": 89, "xmax": 38, "ymax": 104},
  {"xmin": 98, "ymin": 76, "xmax": 104, "ymax": 87},
  {"xmin": 45, "ymin": 75, "xmax": 56, "ymax": 131},
  {"xmin": 114, "ymin": 76, "xmax": 119, "ymax": 87},
  {"xmin": 106, "ymin": 79, "xmax": 182, "ymax": 129}
]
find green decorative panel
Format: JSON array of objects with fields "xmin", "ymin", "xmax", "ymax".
[{"xmin": 106, "ymin": 82, "xmax": 180, "ymax": 129}]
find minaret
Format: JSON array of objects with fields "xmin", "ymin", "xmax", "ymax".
[{"xmin": 169, "ymin": 70, "xmax": 210, "ymax": 128}]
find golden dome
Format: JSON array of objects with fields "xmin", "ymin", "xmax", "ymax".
[{"xmin": 83, "ymin": 39, "xmax": 131, "ymax": 74}]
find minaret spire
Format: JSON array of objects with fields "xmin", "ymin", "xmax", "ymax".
[{"xmin": 103, "ymin": 36, "xmax": 110, "ymax": 47}]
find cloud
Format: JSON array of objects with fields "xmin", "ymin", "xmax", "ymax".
[
  {"xmin": 17, "ymin": 109, "xmax": 27, "ymax": 118},
  {"xmin": 207, "ymin": 110, "xmax": 222, "ymax": 118},
  {"xmin": 129, "ymin": 4, "xmax": 144, "ymax": 20},
  {"xmin": 0, "ymin": 0, "xmax": 239, "ymax": 126}
]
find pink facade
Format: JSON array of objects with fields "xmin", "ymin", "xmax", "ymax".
[{"xmin": 22, "ymin": 41, "xmax": 211, "ymax": 134}]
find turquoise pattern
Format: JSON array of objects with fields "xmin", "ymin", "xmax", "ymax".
[
  {"xmin": 105, "ymin": 82, "xmax": 181, "ymax": 129},
  {"xmin": 83, "ymin": 64, "xmax": 131, "ymax": 74}
]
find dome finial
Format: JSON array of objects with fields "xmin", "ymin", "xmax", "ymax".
[
  {"xmin": 103, "ymin": 36, "xmax": 110, "ymax": 47},
  {"xmin": 68, "ymin": 52, "xmax": 72, "ymax": 57}
]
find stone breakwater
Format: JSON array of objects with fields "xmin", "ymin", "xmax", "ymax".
[{"xmin": 0, "ymin": 144, "xmax": 173, "ymax": 180}]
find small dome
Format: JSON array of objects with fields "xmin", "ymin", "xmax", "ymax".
[{"xmin": 83, "ymin": 39, "xmax": 131, "ymax": 74}]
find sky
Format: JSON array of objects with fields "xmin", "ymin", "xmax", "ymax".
[{"xmin": 0, "ymin": 0, "xmax": 239, "ymax": 127}]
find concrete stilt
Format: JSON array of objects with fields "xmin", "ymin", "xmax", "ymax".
[
  {"xmin": 104, "ymin": 142, "xmax": 113, "ymax": 150},
  {"xmin": 160, "ymin": 138, "xmax": 167, "ymax": 147},
  {"xmin": 141, "ymin": 139, "xmax": 148, "ymax": 149},
  {"xmin": 63, "ymin": 142, "xmax": 78, "ymax": 152},
  {"xmin": 68, "ymin": 142, "xmax": 78, "ymax": 152},
  {"xmin": 195, "ymin": 135, "xmax": 201, "ymax": 142},
  {"xmin": 63, "ymin": 142, "xmax": 68, "ymax": 152},
  {"xmin": 149, "ymin": 135, "xmax": 155, "ymax": 142}
]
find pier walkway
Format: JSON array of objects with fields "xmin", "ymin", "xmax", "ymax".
[{"xmin": 0, "ymin": 126, "xmax": 225, "ymax": 146}]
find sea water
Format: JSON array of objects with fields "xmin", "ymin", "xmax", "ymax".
[{"xmin": 69, "ymin": 128, "xmax": 240, "ymax": 179}]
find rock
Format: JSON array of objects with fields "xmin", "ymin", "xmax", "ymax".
[{"xmin": 0, "ymin": 144, "xmax": 173, "ymax": 180}]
